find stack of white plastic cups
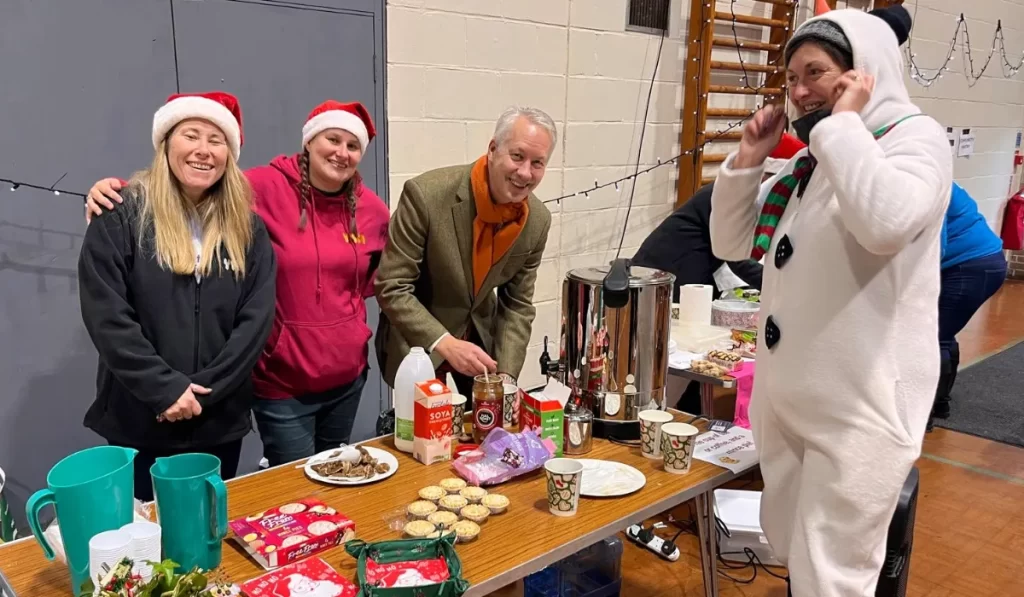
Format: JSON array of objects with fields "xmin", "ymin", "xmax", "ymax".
[
  {"xmin": 121, "ymin": 521, "xmax": 162, "ymax": 581},
  {"xmin": 88, "ymin": 529, "xmax": 133, "ymax": 594}
]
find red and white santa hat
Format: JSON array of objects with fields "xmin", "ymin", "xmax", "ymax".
[
  {"xmin": 152, "ymin": 91, "xmax": 244, "ymax": 160},
  {"xmin": 301, "ymin": 100, "xmax": 376, "ymax": 151},
  {"xmin": 763, "ymin": 133, "xmax": 807, "ymax": 175}
]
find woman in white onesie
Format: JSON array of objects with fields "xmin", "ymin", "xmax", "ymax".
[{"xmin": 709, "ymin": 6, "xmax": 952, "ymax": 597}]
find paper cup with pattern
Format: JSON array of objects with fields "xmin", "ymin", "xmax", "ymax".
[
  {"xmin": 451, "ymin": 394, "xmax": 468, "ymax": 438},
  {"xmin": 502, "ymin": 384, "xmax": 520, "ymax": 428},
  {"xmin": 639, "ymin": 410, "xmax": 674, "ymax": 459},
  {"xmin": 544, "ymin": 458, "xmax": 583, "ymax": 517},
  {"xmin": 660, "ymin": 423, "xmax": 700, "ymax": 474}
]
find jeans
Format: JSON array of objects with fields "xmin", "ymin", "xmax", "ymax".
[
  {"xmin": 252, "ymin": 369, "xmax": 368, "ymax": 467},
  {"xmin": 935, "ymin": 252, "xmax": 1007, "ymax": 408},
  {"xmin": 113, "ymin": 439, "xmax": 244, "ymax": 502}
]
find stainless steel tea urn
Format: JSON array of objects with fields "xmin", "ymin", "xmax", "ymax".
[{"xmin": 540, "ymin": 258, "xmax": 674, "ymax": 440}]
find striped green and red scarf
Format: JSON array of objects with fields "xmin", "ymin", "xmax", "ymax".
[{"xmin": 750, "ymin": 114, "xmax": 923, "ymax": 260}]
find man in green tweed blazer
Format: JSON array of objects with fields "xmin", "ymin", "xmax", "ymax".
[{"xmin": 375, "ymin": 107, "xmax": 555, "ymax": 395}]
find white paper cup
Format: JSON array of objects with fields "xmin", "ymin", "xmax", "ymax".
[
  {"xmin": 660, "ymin": 422, "xmax": 700, "ymax": 474},
  {"xmin": 451, "ymin": 394, "xmax": 468, "ymax": 437},
  {"xmin": 502, "ymin": 384, "xmax": 520, "ymax": 428},
  {"xmin": 639, "ymin": 410, "xmax": 675, "ymax": 459},
  {"xmin": 544, "ymin": 458, "xmax": 584, "ymax": 517}
]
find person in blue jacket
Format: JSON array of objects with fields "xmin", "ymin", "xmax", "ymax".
[{"xmin": 930, "ymin": 182, "xmax": 1007, "ymax": 427}]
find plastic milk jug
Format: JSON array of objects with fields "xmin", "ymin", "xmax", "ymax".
[{"xmin": 394, "ymin": 347, "xmax": 435, "ymax": 452}]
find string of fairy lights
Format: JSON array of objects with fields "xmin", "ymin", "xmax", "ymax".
[
  {"xmin": 0, "ymin": 174, "xmax": 82, "ymax": 199},
  {"xmin": 543, "ymin": 0, "xmax": 773, "ymax": 205},
  {"xmin": 906, "ymin": 9, "xmax": 1023, "ymax": 88},
  {"xmin": 5, "ymin": 2, "xmax": 1023, "ymax": 205}
]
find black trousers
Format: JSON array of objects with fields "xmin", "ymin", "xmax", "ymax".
[{"xmin": 112, "ymin": 439, "xmax": 244, "ymax": 502}]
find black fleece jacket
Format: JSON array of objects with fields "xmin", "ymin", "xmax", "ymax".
[{"xmin": 78, "ymin": 188, "xmax": 276, "ymax": 449}]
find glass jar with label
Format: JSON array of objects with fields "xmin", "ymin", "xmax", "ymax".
[{"xmin": 472, "ymin": 375, "xmax": 504, "ymax": 443}]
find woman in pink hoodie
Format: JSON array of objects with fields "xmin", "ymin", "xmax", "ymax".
[{"xmin": 85, "ymin": 100, "xmax": 390, "ymax": 466}]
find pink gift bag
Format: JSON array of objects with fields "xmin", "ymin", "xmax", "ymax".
[{"xmin": 731, "ymin": 361, "xmax": 756, "ymax": 429}]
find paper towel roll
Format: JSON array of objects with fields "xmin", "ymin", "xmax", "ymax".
[{"xmin": 677, "ymin": 284, "xmax": 713, "ymax": 325}]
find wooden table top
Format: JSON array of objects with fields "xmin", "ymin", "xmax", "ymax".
[{"xmin": 0, "ymin": 415, "xmax": 741, "ymax": 596}]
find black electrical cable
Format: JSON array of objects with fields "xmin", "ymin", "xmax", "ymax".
[{"xmin": 615, "ymin": 25, "xmax": 667, "ymax": 260}]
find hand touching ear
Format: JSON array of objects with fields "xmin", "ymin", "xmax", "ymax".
[{"xmin": 832, "ymin": 70, "xmax": 875, "ymax": 115}]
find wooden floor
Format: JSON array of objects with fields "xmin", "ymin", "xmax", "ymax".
[{"xmin": 490, "ymin": 280, "xmax": 1024, "ymax": 596}]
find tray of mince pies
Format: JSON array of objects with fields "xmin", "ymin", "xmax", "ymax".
[
  {"xmin": 688, "ymin": 349, "xmax": 744, "ymax": 379},
  {"xmin": 401, "ymin": 477, "xmax": 511, "ymax": 544}
]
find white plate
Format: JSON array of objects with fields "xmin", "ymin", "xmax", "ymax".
[
  {"xmin": 303, "ymin": 446, "xmax": 399, "ymax": 486},
  {"xmin": 576, "ymin": 459, "xmax": 647, "ymax": 497}
]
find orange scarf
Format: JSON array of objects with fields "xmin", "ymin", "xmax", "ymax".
[{"xmin": 470, "ymin": 155, "xmax": 529, "ymax": 295}]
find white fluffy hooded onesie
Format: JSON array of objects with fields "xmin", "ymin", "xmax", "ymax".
[{"xmin": 709, "ymin": 9, "xmax": 953, "ymax": 597}]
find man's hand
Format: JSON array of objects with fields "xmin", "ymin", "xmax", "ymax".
[
  {"xmin": 832, "ymin": 69, "xmax": 875, "ymax": 115},
  {"xmin": 733, "ymin": 104, "xmax": 788, "ymax": 170},
  {"xmin": 85, "ymin": 178, "xmax": 124, "ymax": 223},
  {"xmin": 158, "ymin": 384, "xmax": 210, "ymax": 422},
  {"xmin": 435, "ymin": 336, "xmax": 497, "ymax": 378}
]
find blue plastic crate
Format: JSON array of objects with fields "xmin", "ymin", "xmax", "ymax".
[{"xmin": 524, "ymin": 537, "xmax": 622, "ymax": 597}]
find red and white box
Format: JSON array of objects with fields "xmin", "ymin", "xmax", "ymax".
[
  {"xmin": 240, "ymin": 557, "xmax": 357, "ymax": 597},
  {"xmin": 413, "ymin": 379, "xmax": 453, "ymax": 466},
  {"xmin": 364, "ymin": 556, "xmax": 451, "ymax": 588},
  {"xmin": 229, "ymin": 498, "xmax": 356, "ymax": 570}
]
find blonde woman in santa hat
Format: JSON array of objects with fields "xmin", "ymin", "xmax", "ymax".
[
  {"xmin": 84, "ymin": 100, "xmax": 389, "ymax": 466},
  {"xmin": 78, "ymin": 91, "xmax": 277, "ymax": 500},
  {"xmin": 710, "ymin": 5, "xmax": 952, "ymax": 597}
]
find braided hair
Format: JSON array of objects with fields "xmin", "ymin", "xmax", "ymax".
[{"xmin": 298, "ymin": 149, "xmax": 360, "ymax": 235}]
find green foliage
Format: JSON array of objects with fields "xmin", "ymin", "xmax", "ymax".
[{"xmin": 77, "ymin": 558, "xmax": 233, "ymax": 597}]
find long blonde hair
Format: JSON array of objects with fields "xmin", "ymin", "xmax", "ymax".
[{"xmin": 130, "ymin": 139, "xmax": 253, "ymax": 279}]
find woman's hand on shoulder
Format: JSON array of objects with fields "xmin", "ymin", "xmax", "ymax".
[
  {"xmin": 85, "ymin": 178, "xmax": 124, "ymax": 224},
  {"xmin": 832, "ymin": 69, "xmax": 875, "ymax": 116}
]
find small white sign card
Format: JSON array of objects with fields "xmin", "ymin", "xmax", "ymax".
[
  {"xmin": 958, "ymin": 128, "xmax": 975, "ymax": 158},
  {"xmin": 692, "ymin": 425, "xmax": 758, "ymax": 474}
]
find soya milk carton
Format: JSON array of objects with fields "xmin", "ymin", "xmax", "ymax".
[{"xmin": 413, "ymin": 379, "xmax": 453, "ymax": 465}]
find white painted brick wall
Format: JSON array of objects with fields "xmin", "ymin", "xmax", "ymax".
[
  {"xmin": 386, "ymin": 0, "xmax": 1024, "ymax": 388},
  {"xmin": 902, "ymin": 0, "xmax": 1024, "ymax": 228}
]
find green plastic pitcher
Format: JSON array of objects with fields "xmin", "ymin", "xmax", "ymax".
[
  {"xmin": 25, "ymin": 445, "xmax": 137, "ymax": 595},
  {"xmin": 150, "ymin": 453, "xmax": 228, "ymax": 571}
]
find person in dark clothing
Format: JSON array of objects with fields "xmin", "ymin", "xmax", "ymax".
[
  {"xmin": 78, "ymin": 92, "xmax": 277, "ymax": 500},
  {"xmin": 928, "ymin": 182, "xmax": 1007, "ymax": 429},
  {"xmin": 634, "ymin": 134, "xmax": 805, "ymax": 414},
  {"xmin": 633, "ymin": 182, "xmax": 763, "ymax": 301},
  {"xmin": 633, "ymin": 132, "xmax": 805, "ymax": 300}
]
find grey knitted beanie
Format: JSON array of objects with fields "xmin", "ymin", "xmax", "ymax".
[{"xmin": 785, "ymin": 19, "xmax": 854, "ymax": 70}]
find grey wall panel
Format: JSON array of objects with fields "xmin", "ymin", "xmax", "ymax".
[
  {"xmin": 0, "ymin": 0, "xmax": 389, "ymax": 530},
  {"xmin": 0, "ymin": 0, "xmax": 177, "ymax": 528}
]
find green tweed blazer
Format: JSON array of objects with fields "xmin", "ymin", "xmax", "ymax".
[{"xmin": 374, "ymin": 163, "xmax": 552, "ymax": 388}]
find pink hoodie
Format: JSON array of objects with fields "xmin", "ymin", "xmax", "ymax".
[{"xmin": 246, "ymin": 154, "xmax": 389, "ymax": 399}]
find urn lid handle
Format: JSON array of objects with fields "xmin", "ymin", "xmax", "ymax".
[{"xmin": 602, "ymin": 258, "xmax": 631, "ymax": 309}]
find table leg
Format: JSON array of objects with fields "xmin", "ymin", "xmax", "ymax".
[
  {"xmin": 695, "ymin": 489, "xmax": 719, "ymax": 597},
  {"xmin": 700, "ymin": 382, "xmax": 715, "ymax": 418}
]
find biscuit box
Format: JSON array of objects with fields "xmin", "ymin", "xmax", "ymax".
[
  {"xmin": 413, "ymin": 379, "xmax": 453, "ymax": 466},
  {"xmin": 240, "ymin": 556, "xmax": 357, "ymax": 597},
  {"xmin": 519, "ymin": 391, "xmax": 564, "ymax": 457},
  {"xmin": 229, "ymin": 498, "xmax": 356, "ymax": 570}
]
